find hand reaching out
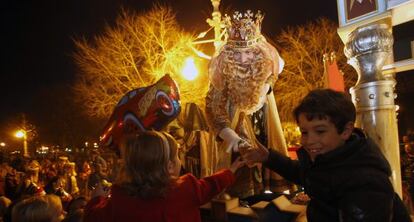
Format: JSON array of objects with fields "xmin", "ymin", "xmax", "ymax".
[
  {"xmin": 242, "ymin": 140, "xmax": 270, "ymax": 166},
  {"xmin": 219, "ymin": 128, "xmax": 242, "ymax": 153},
  {"xmin": 229, "ymin": 157, "xmax": 246, "ymax": 174}
]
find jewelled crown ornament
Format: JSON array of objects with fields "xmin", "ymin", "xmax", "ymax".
[{"xmin": 225, "ymin": 10, "xmax": 264, "ymax": 48}]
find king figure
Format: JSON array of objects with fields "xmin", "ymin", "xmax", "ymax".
[{"xmin": 206, "ymin": 10, "xmax": 289, "ymax": 199}]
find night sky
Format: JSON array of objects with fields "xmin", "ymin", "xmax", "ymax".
[{"xmin": 0, "ymin": 0, "xmax": 338, "ymax": 145}]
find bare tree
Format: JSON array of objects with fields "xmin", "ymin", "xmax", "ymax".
[
  {"xmin": 273, "ymin": 18, "xmax": 357, "ymax": 123},
  {"xmin": 73, "ymin": 5, "xmax": 209, "ymax": 118}
]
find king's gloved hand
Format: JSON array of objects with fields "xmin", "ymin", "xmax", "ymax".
[{"xmin": 219, "ymin": 127, "xmax": 242, "ymax": 153}]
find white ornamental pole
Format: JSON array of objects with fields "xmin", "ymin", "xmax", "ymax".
[{"xmin": 345, "ymin": 23, "xmax": 402, "ymax": 196}]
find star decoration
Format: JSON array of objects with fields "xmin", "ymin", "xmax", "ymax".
[{"xmin": 350, "ymin": 0, "xmax": 373, "ymax": 11}]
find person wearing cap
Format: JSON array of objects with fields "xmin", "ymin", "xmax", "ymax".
[
  {"xmin": 63, "ymin": 162, "xmax": 79, "ymax": 197},
  {"xmin": 57, "ymin": 156, "xmax": 69, "ymax": 175}
]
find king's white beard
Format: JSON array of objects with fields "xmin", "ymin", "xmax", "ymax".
[{"xmin": 224, "ymin": 60, "xmax": 271, "ymax": 114}]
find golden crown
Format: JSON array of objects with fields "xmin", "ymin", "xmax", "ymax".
[{"xmin": 224, "ymin": 10, "xmax": 264, "ymax": 48}]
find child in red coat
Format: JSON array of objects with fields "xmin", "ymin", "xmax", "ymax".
[{"xmin": 84, "ymin": 131, "xmax": 244, "ymax": 222}]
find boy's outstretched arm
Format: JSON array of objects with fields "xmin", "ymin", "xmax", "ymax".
[{"xmin": 243, "ymin": 141, "xmax": 302, "ymax": 185}]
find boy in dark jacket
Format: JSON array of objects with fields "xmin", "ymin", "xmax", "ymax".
[{"xmin": 243, "ymin": 89, "xmax": 411, "ymax": 222}]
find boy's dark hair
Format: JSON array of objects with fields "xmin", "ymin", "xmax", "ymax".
[{"xmin": 294, "ymin": 89, "xmax": 356, "ymax": 133}]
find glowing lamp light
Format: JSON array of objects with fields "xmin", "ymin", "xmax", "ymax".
[
  {"xmin": 182, "ymin": 57, "xmax": 198, "ymax": 81},
  {"xmin": 15, "ymin": 130, "xmax": 25, "ymax": 138},
  {"xmin": 0, "ymin": 142, "xmax": 5, "ymax": 147}
]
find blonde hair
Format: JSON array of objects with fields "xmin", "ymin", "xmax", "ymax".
[
  {"xmin": 12, "ymin": 195, "xmax": 63, "ymax": 222},
  {"xmin": 118, "ymin": 131, "xmax": 179, "ymax": 199}
]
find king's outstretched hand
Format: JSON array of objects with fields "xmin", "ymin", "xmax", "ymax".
[{"xmin": 219, "ymin": 127, "xmax": 242, "ymax": 153}]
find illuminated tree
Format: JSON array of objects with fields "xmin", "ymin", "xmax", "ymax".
[
  {"xmin": 73, "ymin": 5, "xmax": 209, "ymax": 118},
  {"xmin": 273, "ymin": 18, "xmax": 357, "ymax": 123}
]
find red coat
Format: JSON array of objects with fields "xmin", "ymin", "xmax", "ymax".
[{"xmin": 84, "ymin": 169, "xmax": 235, "ymax": 222}]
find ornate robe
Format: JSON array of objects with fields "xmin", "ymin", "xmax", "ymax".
[{"xmin": 206, "ymin": 37, "xmax": 289, "ymax": 198}]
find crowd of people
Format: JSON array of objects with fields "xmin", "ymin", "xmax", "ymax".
[
  {"xmin": 0, "ymin": 131, "xmax": 246, "ymax": 222},
  {"xmin": 0, "ymin": 149, "xmax": 118, "ymax": 222},
  {"xmin": 401, "ymin": 129, "xmax": 414, "ymax": 212}
]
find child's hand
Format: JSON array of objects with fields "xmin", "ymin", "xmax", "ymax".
[
  {"xmin": 242, "ymin": 140, "xmax": 269, "ymax": 166},
  {"xmin": 229, "ymin": 157, "xmax": 245, "ymax": 173}
]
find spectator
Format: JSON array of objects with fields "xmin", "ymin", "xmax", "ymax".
[
  {"xmin": 403, "ymin": 135, "xmax": 414, "ymax": 158},
  {"xmin": 57, "ymin": 156, "xmax": 69, "ymax": 176},
  {"xmin": 12, "ymin": 194, "xmax": 65, "ymax": 222},
  {"xmin": 77, "ymin": 160, "xmax": 91, "ymax": 198},
  {"xmin": 4, "ymin": 169, "xmax": 23, "ymax": 201},
  {"xmin": 62, "ymin": 209, "xmax": 83, "ymax": 222},
  {"xmin": 0, "ymin": 196, "xmax": 11, "ymax": 221},
  {"xmin": 16, "ymin": 160, "xmax": 45, "ymax": 199},
  {"xmin": 243, "ymin": 89, "xmax": 411, "ymax": 222},
  {"xmin": 0, "ymin": 162, "xmax": 12, "ymax": 197},
  {"xmin": 44, "ymin": 177, "xmax": 72, "ymax": 204},
  {"xmin": 90, "ymin": 151, "xmax": 107, "ymax": 177},
  {"xmin": 66, "ymin": 196, "xmax": 87, "ymax": 215},
  {"xmin": 84, "ymin": 131, "xmax": 244, "ymax": 222},
  {"xmin": 63, "ymin": 163, "xmax": 79, "ymax": 197},
  {"xmin": 63, "ymin": 197, "xmax": 87, "ymax": 222}
]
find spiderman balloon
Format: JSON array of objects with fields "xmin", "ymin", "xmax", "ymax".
[{"xmin": 99, "ymin": 74, "xmax": 181, "ymax": 151}]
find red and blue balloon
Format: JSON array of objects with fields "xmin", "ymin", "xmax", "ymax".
[{"xmin": 99, "ymin": 74, "xmax": 181, "ymax": 150}]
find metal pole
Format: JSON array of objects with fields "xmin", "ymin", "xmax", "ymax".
[
  {"xmin": 344, "ymin": 23, "xmax": 402, "ymax": 196},
  {"xmin": 23, "ymin": 133, "xmax": 28, "ymax": 157},
  {"xmin": 22, "ymin": 114, "xmax": 29, "ymax": 157}
]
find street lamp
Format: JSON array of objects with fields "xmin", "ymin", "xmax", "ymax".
[
  {"xmin": 182, "ymin": 57, "xmax": 199, "ymax": 81},
  {"xmin": 15, "ymin": 130, "xmax": 28, "ymax": 157}
]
